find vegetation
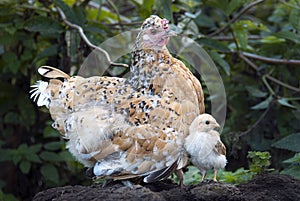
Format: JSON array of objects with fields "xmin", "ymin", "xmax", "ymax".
[{"xmin": 0, "ymin": 0, "xmax": 299, "ymax": 200}]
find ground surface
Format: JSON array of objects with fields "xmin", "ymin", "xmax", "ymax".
[{"xmin": 33, "ymin": 173, "xmax": 300, "ymax": 201}]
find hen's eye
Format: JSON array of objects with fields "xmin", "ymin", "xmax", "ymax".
[{"xmin": 205, "ymin": 120, "xmax": 210, "ymax": 125}]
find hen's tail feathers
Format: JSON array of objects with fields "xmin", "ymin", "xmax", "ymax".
[
  {"xmin": 38, "ymin": 66, "xmax": 70, "ymax": 79},
  {"xmin": 29, "ymin": 81, "xmax": 50, "ymax": 107},
  {"xmin": 143, "ymin": 159, "xmax": 178, "ymax": 183}
]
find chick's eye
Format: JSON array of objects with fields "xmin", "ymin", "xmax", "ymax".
[{"xmin": 205, "ymin": 120, "xmax": 210, "ymax": 125}]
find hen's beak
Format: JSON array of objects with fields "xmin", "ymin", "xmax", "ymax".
[{"xmin": 165, "ymin": 29, "xmax": 177, "ymax": 37}]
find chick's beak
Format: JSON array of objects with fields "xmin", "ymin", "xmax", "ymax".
[{"xmin": 214, "ymin": 122, "xmax": 220, "ymax": 131}]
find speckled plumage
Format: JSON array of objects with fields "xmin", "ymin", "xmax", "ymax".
[
  {"xmin": 30, "ymin": 15, "xmax": 204, "ymax": 184},
  {"xmin": 185, "ymin": 114, "xmax": 227, "ymax": 182}
]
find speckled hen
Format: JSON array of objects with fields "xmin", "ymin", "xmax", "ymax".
[{"xmin": 30, "ymin": 15, "xmax": 204, "ymax": 185}]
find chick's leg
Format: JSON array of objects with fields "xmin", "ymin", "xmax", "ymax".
[
  {"xmin": 213, "ymin": 170, "xmax": 218, "ymax": 182},
  {"xmin": 201, "ymin": 170, "xmax": 206, "ymax": 182}
]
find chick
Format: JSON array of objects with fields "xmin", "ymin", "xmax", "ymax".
[{"xmin": 185, "ymin": 114, "xmax": 227, "ymax": 182}]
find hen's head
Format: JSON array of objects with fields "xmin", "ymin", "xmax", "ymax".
[{"xmin": 134, "ymin": 15, "xmax": 175, "ymax": 51}]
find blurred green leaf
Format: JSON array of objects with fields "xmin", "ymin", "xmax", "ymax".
[
  {"xmin": 4, "ymin": 112, "xmax": 19, "ymax": 124},
  {"xmin": 251, "ymin": 95, "xmax": 273, "ymax": 110},
  {"xmin": 44, "ymin": 141, "xmax": 64, "ymax": 151},
  {"xmin": 28, "ymin": 144, "xmax": 42, "ymax": 153},
  {"xmin": 209, "ymin": 51, "xmax": 230, "ymax": 75},
  {"xmin": 198, "ymin": 38, "xmax": 230, "ymax": 52},
  {"xmin": 54, "ymin": 0, "xmax": 78, "ymax": 24},
  {"xmin": 281, "ymin": 165, "xmax": 300, "ymax": 179},
  {"xmin": 289, "ymin": 8, "xmax": 300, "ymax": 32},
  {"xmin": 43, "ymin": 125, "xmax": 60, "ymax": 138},
  {"xmin": 24, "ymin": 16, "xmax": 64, "ymax": 34},
  {"xmin": 59, "ymin": 150, "xmax": 75, "ymax": 162},
  {"xmin": 1, "ymin": 52, "xmax": 20, "ymax": 74},
  {"xmin": 19, "ymin": 161, "xmax": 31, "ymax": 174},
  {"xmin": 277, "ymin": 98, "xmax": 296, "ymax": 109},
  {"xmin": 233, "ymin": 24, "xmax": 248, "ymax": 50},
  {"xmin": 246, "ymin": 86, "xmax": 267, "ymax": 98},
  {"xmin": 41, "ymin": 164, "xmax": 60, "ymax": 184},
  {"xmin": 40, "ymin": 151, "xmax": 63, "ymax": 162},
  {"xmin": 260, "ymin": 36, "xmax": 285, "ymax": 44},
  {"xmin": 34, "ymin": 45, "xmax": 58, "ymax": 63},
  {"xmin": 274, "ymin": 31, "xmax": 300, "ymax": 44},
  {"xmin": 155, "ymin": 0, "xmax": 173, "ymax": 22},
  {"xmin": 283, "ymin": 153, "xmax": 300, "ymax": 163},
  {"xmin": 272, "ymin": 133, "xmax": 300, "ymax": 152}
]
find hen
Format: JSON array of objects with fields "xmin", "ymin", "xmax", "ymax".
[
  {"xmin": 184, "ymin": 114, "xmax": 227, "ymax": 182},
  {"xmin": 30, "ymin": 15, "xmax": 204, "ymax": 185}
]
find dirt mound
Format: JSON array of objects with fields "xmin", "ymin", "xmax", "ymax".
[{"xmin": 33, "ymin": 173, "xmax": 300, "ymax": 201}]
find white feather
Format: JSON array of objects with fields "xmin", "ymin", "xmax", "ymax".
[{"xmin": 29, "ymin": 81, "xmax": 50, "ymax": 107}]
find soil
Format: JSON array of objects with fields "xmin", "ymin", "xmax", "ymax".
[{"xmin": 33, "ymin": 173, "xmax": 300, "ymax": 201}]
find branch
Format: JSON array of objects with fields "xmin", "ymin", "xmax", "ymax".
[
  {"xmin": 56, "ymin": 7, "xmax": 129, "ymax": 68},
  {"xmin": 241, "ymin": 52, "xmax": 300, "ymax": 65},
  {"xmin": 239, "ymin": 53, "xmax": 300, "ymax": 92},
  {"xmin": 211, "ymin": 35, "xmax": 262, "ymax": 41},
  {"xmin": 208, "ymin": 0, "xmax": 265, "ymax": 37}
]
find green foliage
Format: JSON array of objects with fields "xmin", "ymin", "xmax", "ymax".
[
  {"xmin": 222, "ymin": 168, "xmax": 254, "ymax": 184},
  {"xmin": 0, "ymin": 0, "xmax": 300, "ymax": 199},
  {"xmin": 247, "ymin": 151, "xmax": 272, "ymax": 174},
  {"xmin": 0, "ymin": 190, "xmax": 19, "ymax": 201},
  {"xmin": 281, "ymin": 153, "xmax": 300, "ymax": 179},
  {"xmin": 272, "ymin": 133, "xmax": 300, "ymax": 152},
  {"xmin": 184, "ymin": 151, "xmax": 273, "ymax": 185}
]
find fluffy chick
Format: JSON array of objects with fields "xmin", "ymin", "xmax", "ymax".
[{"xmin": 184, "ymin": 114, "xmax": 227, "ymax": 182}]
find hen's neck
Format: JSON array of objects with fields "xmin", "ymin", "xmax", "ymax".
[{"xmin": 127, "ymin": 47, "xmax": 172, "ymax": 90}]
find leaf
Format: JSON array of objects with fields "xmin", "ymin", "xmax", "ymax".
[
  {"xmin": 19, "ymin": 161, "xmax": 31, "ymax": 174},
  {"xmin": 40, "ymin": 151, "xmax": 63, "ymax": 162},
  {"xmin": 260, "ymin": 36, "xmax": 285, "ymax": 44},
  {"xmin": 34, "ymin": 45, "xmax": 58, "ymax": 63},
  {"xmin": 251, "ymin": 95, "xmax": 273, "ymax": 110},
  {"xmin": 274, "ymin": 31, "xmax": 300, "ymax": 43},
  {"xmin": 43, "ymin": 125, "xmax": 60, "ymax": 138},
  {"xmin": 44, "ymin": 141, "xmax": 63, "ymax": 151},
  {"xmin": 198, "ymin": 38, "xmax": 230, "ymax": 52},
  {"xmin": 280, "ymin": 165, "xmax": 300, "ymax": 180},
  {"xmin": 277, "ymin": 98, "xmax": 296, "ymax": 109},
  {"xmin": 54, "ymin": 0, "xmax": 78, "ymax": 24},
  {"xmin": 1, "ymin": 52, "xmax": 20, "ymax": 74},
  {"xmin": 3, "ymin": 112, "xmax": 19, "ymax": 124},
  {"xmin": 25, "ymin": 153, "xmax": 42, "ymax": 163},
  {"xmin": 235, "ymin": 27, "xmax": 248, "ymax": 50},
  {"xmin": 209, "ymin": 51, "xmax": 230, "ymax": 75},
  {"xmin": 138, "ymin": 0, "xmax": 154, "ymax": 18},
  {"xmin": 289, "ymin": 8, "xmax": 300, "ymax": 33},
  {"xmin": 24, "ymin": 16, "xmax": 64, "ymax": 34},
  {"xmin": 59, "ymin": 151, "xmax": 75, "ymax": 162},
  {"xmin": 0, "ymin": 149, "xmax": 13, "ymax": 162},
  {"xmin": 272, "ymin": 133, "xmax": 300, "ymax": 152},
  {"xmin": 227, "ymin": 0, "xmax": 242, "ymax": 16},
  {"xmin": 283, "ymin": 153, "xmax": 300, "ymax": 163},
  {"xmin": 41, "ymin": 164, "xmax": 60, "ymax": 184},
  {"xmin": 246, "ymin": 86, "xmax": 267, "ymax": 98},
  {"xmin": 155, "ymin": 0, "xmax": 173, "ymax": 22},
  {"xmin": 195, "ymin": 14, "xmax": 216, "ymax": 28}
]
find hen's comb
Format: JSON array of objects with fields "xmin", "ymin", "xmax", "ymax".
[{"xmin": 161, "ymin": 19, "xmax": 169, "ymax": 30}]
